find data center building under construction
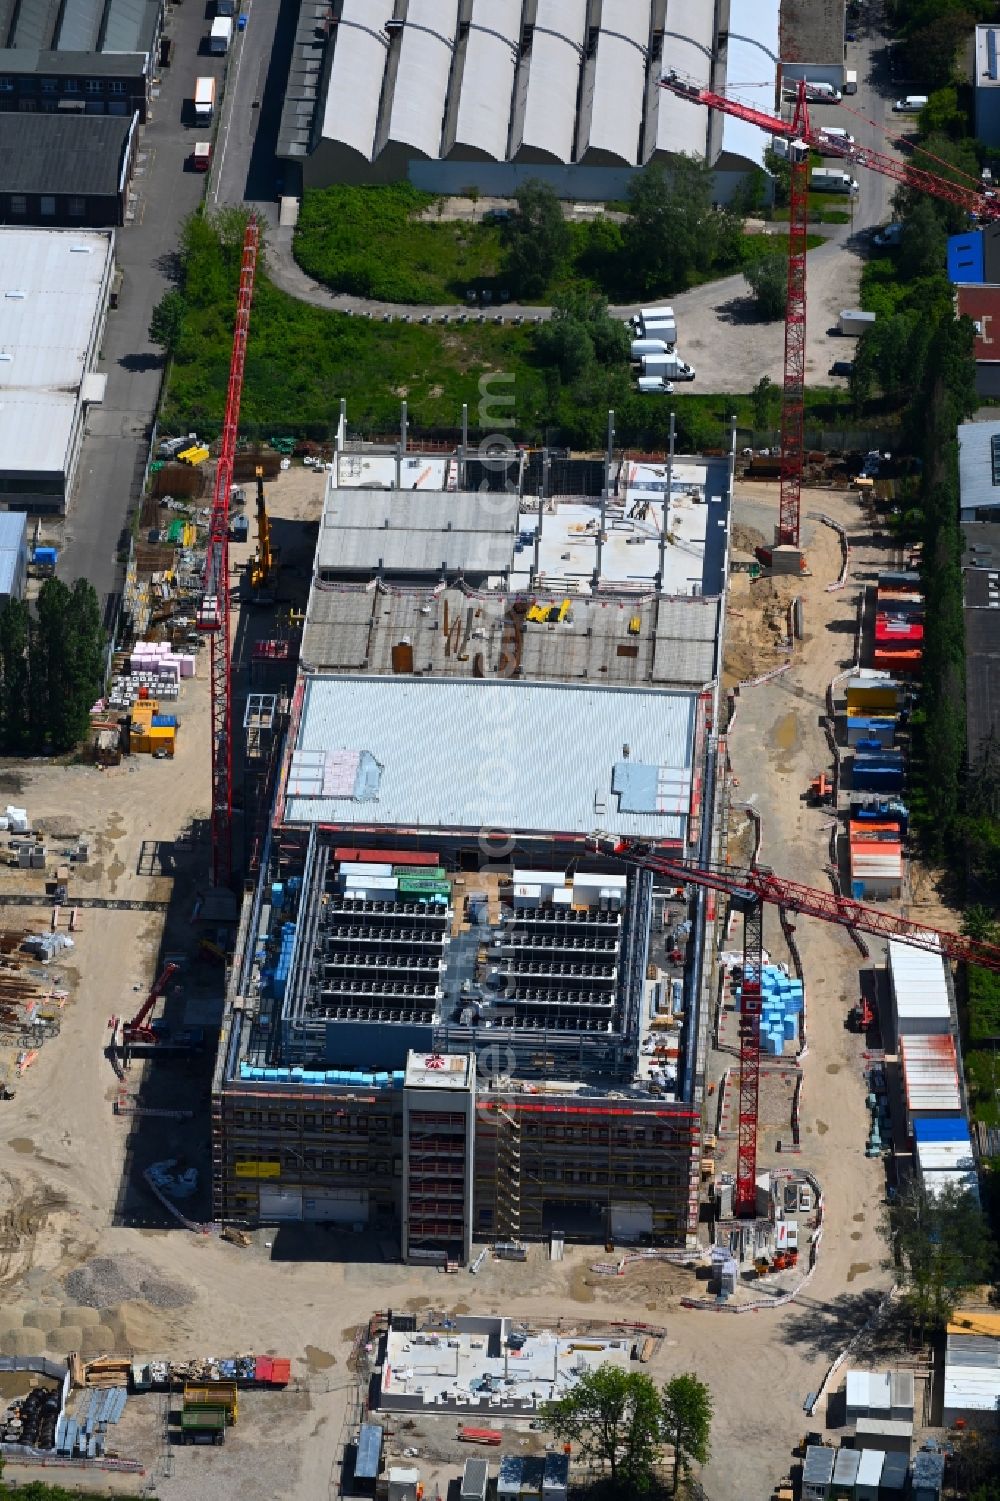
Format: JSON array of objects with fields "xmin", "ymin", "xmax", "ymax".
[{"xmin": 212, "ymin": 425, "xmax": 733, "ymax": 1262}]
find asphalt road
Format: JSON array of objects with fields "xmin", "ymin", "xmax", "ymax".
[
  {"xmin": 211, "ymin": 0, "xmax": 299, "ymax": 213},
  {"xmin": 59, "ymin": 1, "xmax": 231, "ymax": 609}
]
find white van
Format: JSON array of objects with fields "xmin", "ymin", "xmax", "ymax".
[
  {"xmin": 843, "ymin": 69, "xmax": 857, "ymax": 95},
  {"xmin": 629, "ymin": 304, "xmax": 674, "ymax": 330},
  {"xmin": 810, "ymin": 167, "xmax": 859, "ymax": 195},
  {"xmin": 631, "ymin": 338, "xmax": 672, "ymax": 360},
  {"xmin": 636, "ymin": 377, "xmax": 674, "ymax": 395},
  {"xmin": 784, "ymin": 79, "xmax": 841, "ymax": 103},
  {"xmin": 893, "ymin": 95, "xmax": 928, "ymax": 113},
  {"xmin": 817, "ymin": 127, "xmax": 855, "ymax": 155}
]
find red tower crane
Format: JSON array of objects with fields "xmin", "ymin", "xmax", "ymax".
[
  {"xmin": 588, "ymin": 834, "xmax": 1000, "ymax": 1216},
  {"xmin": 197, "ymin": 215, "xmax": 260, "ymax": 889},
  {"xmin": 659, "ymin": 72, "xmax": 1000, "ymax": 551}
]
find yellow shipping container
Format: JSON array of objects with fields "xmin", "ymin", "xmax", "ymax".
[
  {"xmin": 131, "ymin": 735, "xmax": 152, "ymax": 754},
  {"xmin": 234, "ymin": 1160, "xmax": 281, "ymax": 1179},
  {"xmin": 148, "ymin": 725, "xmax": 175, "ymax": 738}
]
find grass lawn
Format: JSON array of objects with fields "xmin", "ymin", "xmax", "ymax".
[{"xmin": 292, "ymin": 183, "xmax": 826, "ymax": 306}]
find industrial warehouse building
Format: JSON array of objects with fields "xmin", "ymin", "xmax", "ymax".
[
  {"xmin": 0, "ymin": 0, "xmax": 161, "ymax": 123},
  {"xmin": 278, "ymin": 0, "xmax": 780, "ymax": 200},
  {"xmin": 0, "ymin": 112, "xmax": 137, "ymax": 226},
  {"xmin": 211, "ymin": 417, "xmax": 731, "ymax": 1260},
  {"xmin": 0, "ymin": 227, "xmax": 112, "ymax": 511}
]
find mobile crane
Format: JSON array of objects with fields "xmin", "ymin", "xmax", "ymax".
[
  {"xmin": 659, "ymin": 72, "xmax": 1000, "ymax": 556},
  {"xmin": 249, "ymin": 464, "xmax": 278, "ymax": 603},
  {"xmin": 587, "ymin": 834, "xmax": 1000, "ymax": 1216},
  {"xmin": 121, "ymin": 962, "xmax": 180, "ymax": 1045}
]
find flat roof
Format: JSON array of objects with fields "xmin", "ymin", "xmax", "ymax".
[
  {"xmin": 888, "ymin": 939, "xmax": 951, "ymax": 1020},
  {"xmin": 316, "ymin": 486, "xmax": 518, "ymax": 578},
  {"xmin": 959, "ymin": 420, "xmax": 1000, "ymax": 514},
  {"xmin": 282, "ymin": 673, "xmax": 697, "ymax": 842},
  {"xmin": 301, "ymin": 582, "xmax": 721, "ymax": 689},
  {"xmin": 779, "ymin": 0, "xmax": 846, "ymax": 67},
  {"xmin": 404, "ymin": 1051, "xmax": 473, "ymax": 1090},
  {"xmin": 976, "ymin": 25, "xmax": 1000, "ymax": 90},
  {"xmin": 900, "ymin": 1033, "xmax": 961, "ymax": 1113},
  {"xmin": 0, "ymin": 111, "xmax": 132, "ymax": 196},
  {"xmin": 0, "ymin": 227, "xmax": 111, "ymax": 476}
]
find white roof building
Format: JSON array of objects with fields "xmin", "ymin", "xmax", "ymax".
[
  {"xmin": 293, "ymin": 0, "xmax": 778, "ymax": 199},
  {"xmin": 0, "ymin": 227, "xmax": 112, "ymax": 512},
  {"xmin": 888, "ymin": 939, "xmax": 952, "ymax": 1037}
]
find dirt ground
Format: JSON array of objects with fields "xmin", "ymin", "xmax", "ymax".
[{"xmin": 0, "ymin": 474, "xmax": 941, "ymax": 1501}]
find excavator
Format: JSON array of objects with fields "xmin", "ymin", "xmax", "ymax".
[{"xmin": 249, "ymin": 465, "xmax": 278, "ymax": 603}]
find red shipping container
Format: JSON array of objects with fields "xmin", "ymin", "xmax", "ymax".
[
  {"xmin": 269, "ymin": 1358, "xmax": 291, "ymax": 1386},
  {"xmin": 254, "ymin": 1356, "xmax": 273, "ymax": 1383}
]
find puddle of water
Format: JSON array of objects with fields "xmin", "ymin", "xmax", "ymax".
[
  {"xmin": 304, "ymin": 1345, "xmax": 336, "ymax": 1372},
  {"xmin": 816, "ymin": 1120, "xmax": 829, "ymax": 1135},
  {"xmin": 10, "ymin": 1138, "xmax": 34, "ymax": 1155},
  {"xmin": 851, "ymin": 1232, "xmax": 862, "ymax": 1241},
  {"xmin": 846, "ymin": 1262, "xmax": 871, "ymax": 1283},
  {"xmin": 771, "ymin": 713, "xmax": 800, "ymax": 752},
  {"xmin": 826, "ymin": 1064, "xmax": 841, "ymax": 1074}
]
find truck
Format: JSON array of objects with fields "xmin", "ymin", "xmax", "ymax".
[
  {"xmin": 640, "ymin": 353, "xmax": 695, "ymax": 381},
  {"xmin": 193, "ymin": 76, "xmax": 216, "ymax": 123},
  {"xmin": 837, "ymin": 308, "xmax": 876, "ymax": 335},
  {"xmin": 843, "ymin": 69, "xmax": 858, "ymax": 95},
  {"xmin": 810, "ymin": 167, "xmax": 859, "ymax": 195},
  {"xmin": 636, "ymin": 377, "xmax": 674, "ymax": 395},
  {"xmin": 816, "ymin": 126, "xmax": 854, "ymax": 155},
  {"xmin": 631, "ymin": 338, "xmax": 673, "ymax": 360},
  {"xmin": 192, "ymin": 141, "xmax": 212, "ymax": 172},
  {"xmin": 209, "ymin": 16, "xmax": 232, "ymax": 52},
  {"xmin": 628, "ymin": 304, "xmax": 674, "ymax": 330},
  {"xmin": 638, "ymin": 316, "xmax": 676, "ymax": 347}
]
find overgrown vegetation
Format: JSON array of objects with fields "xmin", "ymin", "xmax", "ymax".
[
  {"xmin": 887, "ymin": 0, "xmax": 994, "ymax": 93},
  {"xmin": 162, "ymin": 211, "xmax": 858, "ymax": 450},
  {"xmin": 0, "ymin": 580, "xmax": 104, "ymax": 755},
  {"xmin": 293, "ymin": 166, "xmax": 807, "ymax": 307}
]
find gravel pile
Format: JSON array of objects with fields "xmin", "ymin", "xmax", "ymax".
[{"xmin": 65, "ymin": 1255, "xmax": 191, "ymax": 1311}]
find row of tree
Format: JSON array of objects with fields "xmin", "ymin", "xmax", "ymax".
[
  {"xmin": 543, "ymin": 1367, "xmax": 712, "ymax": 1495},
  {"xmin": 500, "ymin": 161, "xmax": 751, "ymax": 300},
  {"xmin": 0, "ymin": 579, "xmax": 104, "ymax": 756}
]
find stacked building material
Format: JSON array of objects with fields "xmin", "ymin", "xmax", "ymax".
[{"xmin": 736, "ymin": 965, "xmax": 802, "ymax": 1055}]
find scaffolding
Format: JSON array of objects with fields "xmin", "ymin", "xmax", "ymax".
[{"xmin": 494, "ymin": 1104, "xmax": 522, "ymax": 1244}]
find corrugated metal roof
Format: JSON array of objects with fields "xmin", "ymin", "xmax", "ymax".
[
  {"xmin": 856, "ymin": 1448, "xmax": 883, "ymax": 1486},
  {"xmin": 101, "ymin": 0, "xmax": 159, "ymax": 54},
  {"xmin": 316, "ymin": 487, "xmax": 518, "ymax": 577},
  {"xmin": 802, "ymin": 1445, "xmax": 835, "ymax": 1484},
  {"xmin": 947, "ymin": 1331, "xmax": 1000, "ymax": 1365},
  {"xmin": 890, "ymin": 1370, "xmax": 914, "ymax": 1410},
  {"xmin": 959, "ymin": 418, "xmax": 1000, "ymax": 515},
  {"xmin": 511, "ymin": 0, "xmax": 588, "ymax": 164},
  {"xmin": 55, "ymin": 0, "xmax": 101, "ymax": 51},
  {"xmin": 320, "ymin": 0, "xmax": 388, "ymax": 162},
  {"xmin": 944, "ymin": 1364, "xmax": 1000, "ymax": 1410},
  {"xmin": 377, "ymin": 0, "xmax": 457, "ymax": 160},
  {"xmin": 0, "ymin": 112, "xmax": 132, "ymax": 195},
  {"xmin": 0, "ymin": 513, "xmax": 27, "ymax": 551},
  {"xmin": 717, "ymin": 0, "xmax": 780, "ymax": 170},
  {"xmin": 916, "ymin": 1140, "xmax": 975, "ymax": 1172},
  {"xmin": 576, "ymin": 0, "xmax": 648, "ymax": 165},
  {"xmin": 912, "ymin": 1114, "xmax": 970, "ymax": 1143},
  {"xmin": 443, "ymin": 0, "xmax": 520, "ymax": 162},
  {"xmin": 10, "ymin": 0, "xmax": 60, "ymax": 49},
  {"xmin": 285, "ymin": 674, "xmax": 697, "ymax": 839},
  {"xmin": 846, "ymin": 1369, "xmax": 891, "ymax": 1412},
  {"xmin": 889, "ymin": 939, "xmax": 951, "ymax": 1020},
  {"xmin": 900, "ymin": 1033, "xmax": 961, "ymax": 1112},
  {"xmin": 880, "ymin": 1450, "xmax": 908, "ymax": 1489},
  {"xmin": 833, "ymin": 1447, "xmax": 860, "ymax": 1485},
  {"xmin": 854, "ymin": 1417, "xmax": 912, "ymax": 1438}
]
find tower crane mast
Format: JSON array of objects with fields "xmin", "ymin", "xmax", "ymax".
[
  {"xmin": 588, "ymin": 834, "xmax": 1000, "ymax": 1216},
  {"xmin": 196, "ymin": 215, "xmax": 260, "ymax": 889},
  {"xmin": 660, "ymin": 73, "xmax": 1000, "ymax": 551}
]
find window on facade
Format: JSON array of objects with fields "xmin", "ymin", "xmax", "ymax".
[
  {"xmin": 85, "ymin": 79, "xmax": 102, "ymax": 94},
  {"xmin": 0, "ymin": 78, "xmax": 13, "ymax": 92},
  {"xmin": 9, "ymin": 195, "xmax": 26, "ymax": 216},
  {"xmin": 68, "ymin": 196, "xmax": 85, "ymax": 216},
  {"xmin": 41, "ymin": 78, "xmax": 56, "ymax": 92},
  {"xmin": 109, "ymin": 80, "xmax": 126, "ymax": 94},
  {"xmin": 39, "ymin": 196, "xmax": 56, "ymax": 217},
  {"xmin": 64, "ymin": 78, "xmax": 79, "ymax": 93}
]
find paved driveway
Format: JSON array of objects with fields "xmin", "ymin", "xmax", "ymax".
[{"xmin": 59, "ymin": 1, "xmax": 229, "ymax": 610}]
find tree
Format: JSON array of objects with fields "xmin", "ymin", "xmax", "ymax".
[
  {"xmin": 501, "ymin": 180, "xmax": 571, "ymax": 298},
  {"xmin": 623, "ymin": 157, "xmax": 719, "ymax": 294},
  {"xmin": 662, "ymin": 1373, "xmax": 712, "ymax": 1494},
  {"xmin": 750, "ymin": 376, "xmax": 777, "ymax": 430},
  {"xmin": 533, "ymin": 293, "xmax": 629, "ymax": 381},
  {"xmin": 744, "ymin": 253, "xmax": 787, "ymax": 320},
  {"xmin": 0, "ymin": 598, "xmax": 31, "ymax": 755},
  {"xmin": 542, "ymin": 1367, "xmax": 663, "ymax": 1491},
  {"xmin": 881, "ymin": 1179, "xmax": 995, "ymax": 1341},
  {"xmin": 763, "ymin": 146, "xmax": 791, "ymax": 209},
  {"xmin": 897, "ymin": 199, "xmax": 948, "ymax": 283},
  {"xmin": 963, "ymin": 905, "xmax": 999, "ymax": 945},
  {"xmin": 148, "ymin": 288, "xmax": 186, "ymax": 352}
]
